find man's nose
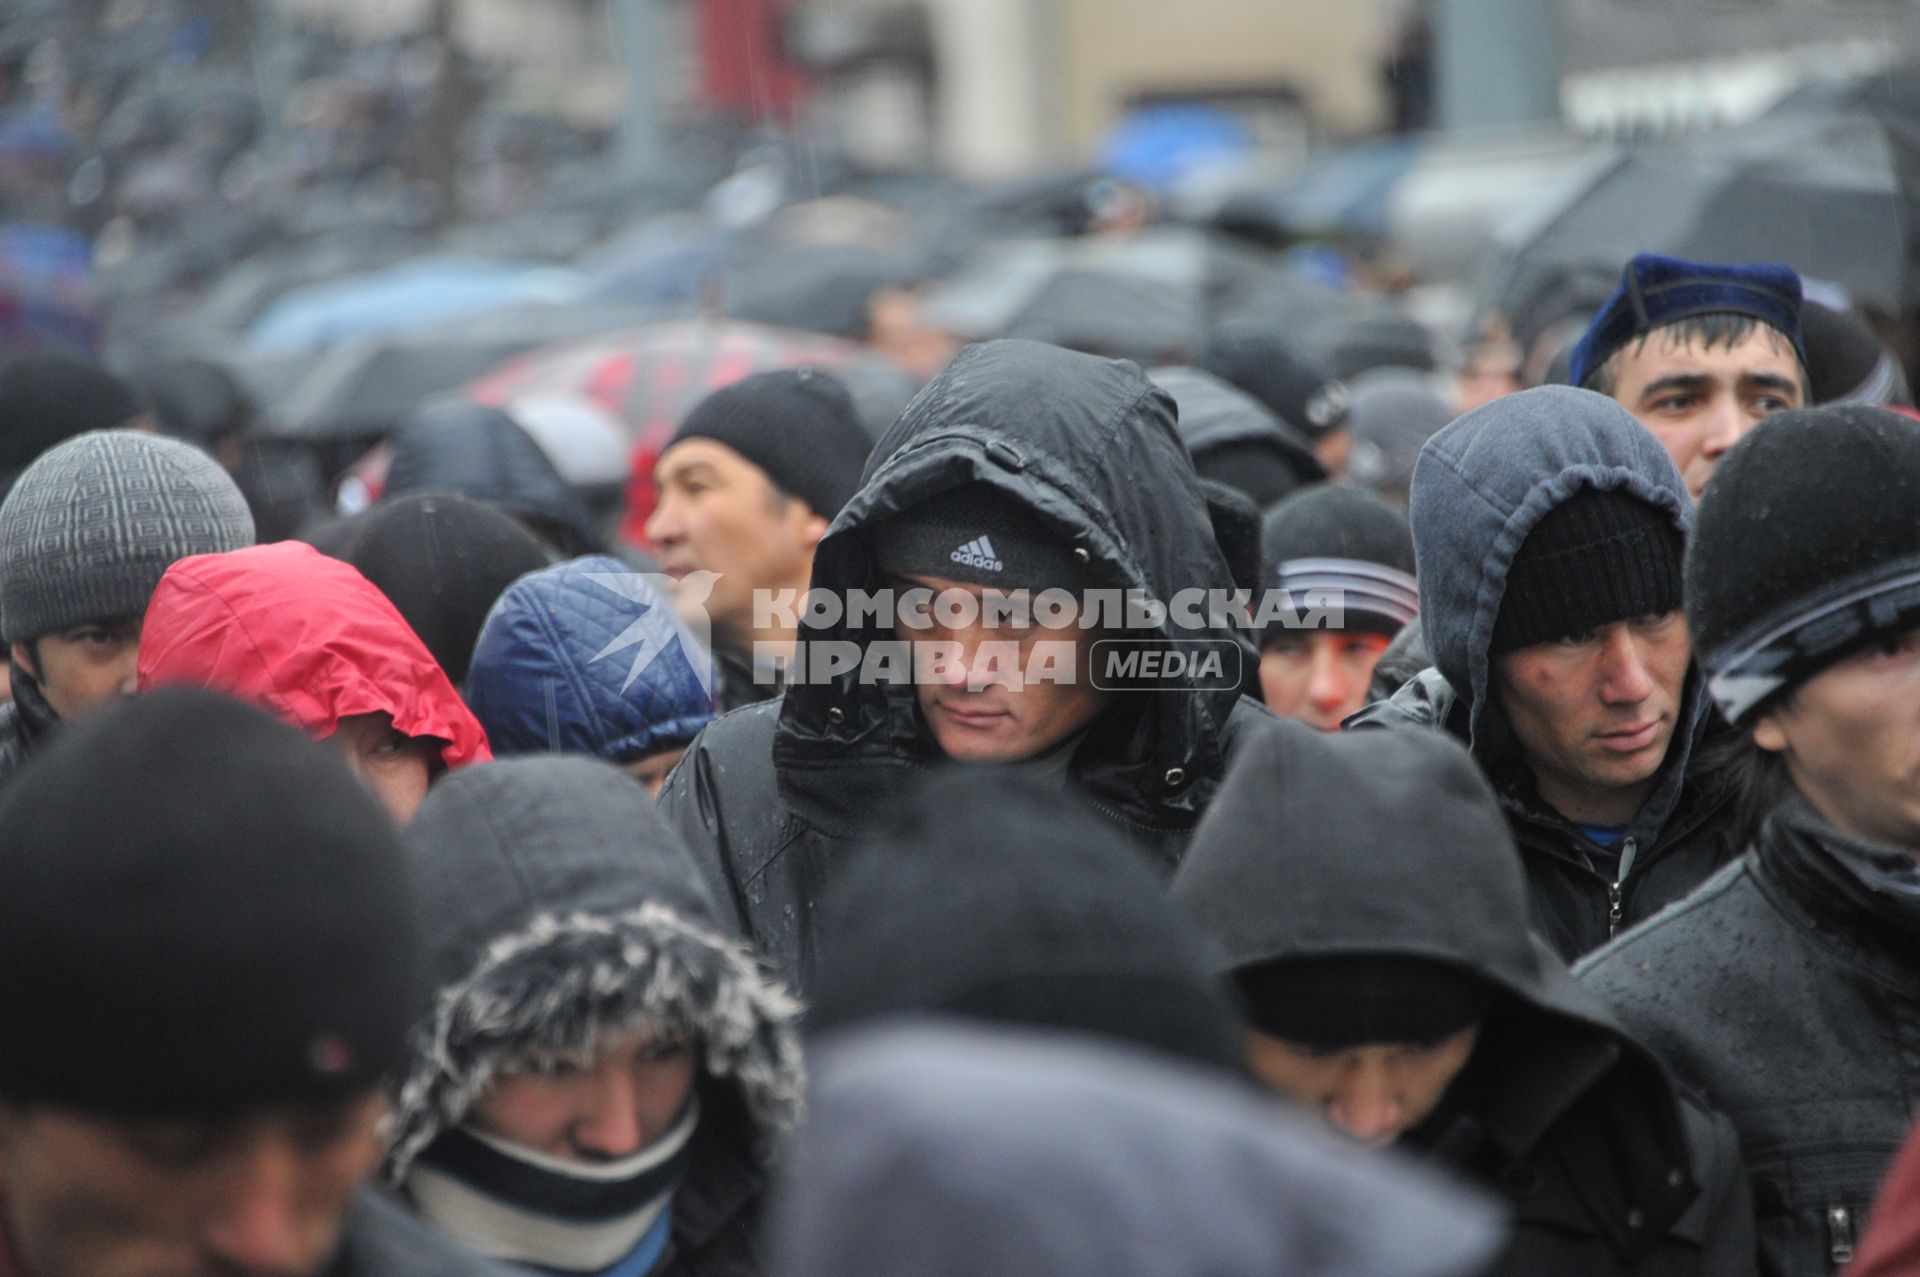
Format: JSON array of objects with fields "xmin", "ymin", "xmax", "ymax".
[
  {"xmin": 1328, "ymin": 1061, "xmax": 1403, "ymax": 1144},
  {"xmin": 1597, "ymin": 627, "xmax": 1655, "ymax": 703},
  {"xmin": 572, "ymin": 1069, "xmax": 647, "ymax": 1160}
]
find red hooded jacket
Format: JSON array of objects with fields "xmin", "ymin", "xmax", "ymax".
[{"xmin": 138, "ymin": 541, "xmax": 490, "ymax": 769}]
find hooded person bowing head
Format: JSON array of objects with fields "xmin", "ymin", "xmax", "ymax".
[{"xmin": 384, "ymin": 756, "xmax": 803, "ymax": 1277}]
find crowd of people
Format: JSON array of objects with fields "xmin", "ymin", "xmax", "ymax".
[{"xmin": 3, "ymin": 30, "xmax": 1920, "ymax": 1266}]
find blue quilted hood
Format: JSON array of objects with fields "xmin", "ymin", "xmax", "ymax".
[{"xmin": 466, "ymin": 555, "xmax": 715, "ymax": 763}]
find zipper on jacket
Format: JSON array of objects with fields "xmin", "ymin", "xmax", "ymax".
[
  {"xmin": 1606, "ymin": 836, "xmax": 1638, "ymax": 937},
  {"xmin": 1827, "ymin": 1205, "xmax": 1856, "ymax": 1268}
]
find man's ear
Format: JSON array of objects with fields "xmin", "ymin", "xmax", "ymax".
[
  {"xmin": 800, "ymin": 510, "xmax": 830, "ymax": 550},
  {"xmin": 1752, "ymin": 712, "xmax": 1789, "ymax": 754},
  {"xmin": 10, "ymin": 643, "xmax": 36, "ymax": 683}
]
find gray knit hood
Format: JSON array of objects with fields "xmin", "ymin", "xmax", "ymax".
[{"xmin": 385, "ymin": 756, "xmax": 802, "ymax": 1180}]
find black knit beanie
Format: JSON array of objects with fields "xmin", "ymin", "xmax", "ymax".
[
  {"xmin": 1492, "ymin": 487, "xmax": 1684, "ymax": 655},
  {"xmin": 0, "ymin": 688, "xmax": 420, "ymax": 1117},
  {"xmin": 0, "ymin": 353, "xmax": 143, "ymax": 493},
  {"xmin": 1236, "ymin": 955, "xmax": 1497, "ymax": 1051},
  {"xmin": 670, "ymin": 368, "xmax": 874, "ymax": 519},
  {"xmin": 1260, "ymin": 485, "xmax": 1417, "ymax": 639},
  {"xmin": 872, "ymin": 482, "xmax": 1090, "ymax": 594},
  {"xmin": 346, "ymin": 493, "xmax": 552, "ymax": 685},
  {"xmin": 1689, "ymin": 405, "xmax": 1920, "ymax": 724}
]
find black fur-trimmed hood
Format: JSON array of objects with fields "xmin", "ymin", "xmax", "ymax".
[{"xmin": 385, "ymin": 757, "xmax": 802, "ymax": 1180}]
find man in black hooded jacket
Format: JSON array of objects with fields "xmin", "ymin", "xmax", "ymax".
[
  {"xmin": 1173, "ymin": 719, "xmax": 1756, "ymax": 1277},
  {"xmin": 658, "ymin": 339, "xmax": 1269, "ymax": 989},
  {"xmin": 1350, "ymin": 386, "xmax": 1741, "ymax": 958}
]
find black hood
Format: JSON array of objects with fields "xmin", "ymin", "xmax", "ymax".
[
  {"xmin": 384, "ymin": 401, "xmax": 602, "ymax": 558},
  {"xmin": 776, "ymin": 339, "xmax": 1250, "ymax": 831},
  {"xmin": 1174, "ymin": 719, "xmax": 1689, "ymax": 1161},
  {"xmin": 805, "ymin": 764, "xmax": 1245, "ymax": 1074}
]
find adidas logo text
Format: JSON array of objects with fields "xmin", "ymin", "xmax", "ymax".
[{"xmin": 950, "ymin": 535, "xmax": 1003, "ymax": 572}]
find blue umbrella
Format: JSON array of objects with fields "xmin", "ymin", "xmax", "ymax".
[
  {"xmin": 1102, "ymin": 104, "xmax": 1254, "ymax": 193},
  {"xmin": 0, "ymin": 223, "xmax": 98, "ymax": 354},
  {"xmin": 247, "ymin": 256, "xmax": 582, "ymax": 355}
]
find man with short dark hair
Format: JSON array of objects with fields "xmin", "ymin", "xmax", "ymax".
[
  {"xmin": 1580, "ymin": 404, "xmax": 1920, "ymax": 1277},
  {"xmin": 1353, "ymin": 385, "xmax": 1740, "ymax": 959},
  {"xmin": 0, "ymin": 689, "xmax": 498, "ymax": 1277},
  {"xmin": 1572, "ymin": 253, "xmax": 1808, "ymax": 497},
  {"xmin": 646, "ymin": 369, "xmax": 875, "ymax": 711}
]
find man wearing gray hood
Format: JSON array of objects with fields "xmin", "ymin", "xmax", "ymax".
[
  {"xmin": 386, "ymin": 757, "xmax": 804, "ymax": 1277},
  {"xmin": 1352, "ymin": 385, "xmax": 1740, "ymax": 958}
]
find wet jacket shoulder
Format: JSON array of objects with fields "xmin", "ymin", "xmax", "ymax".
[
  {"xmin": 662, "ymin": 340, "xmax": 1269, "ymax": 986},
  {"xmin": 1577, "ymin": 794, "xmax": 1920, "ymax": 1277}
]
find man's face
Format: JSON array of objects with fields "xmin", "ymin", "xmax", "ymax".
[
  {"xmin": 893, "ymin": 574, "xmax": 1107, "ymax": 763},
  {"xmin": 1245, "ymin": 1025, "xmax": 1480, "ymax": 1147},
  {"xmin": 467, "ymin": 1031, "xmax": 698, "ymax": 1163},
  {"xmin": 1259, "ymin": 630, "xmax": 1393, "ymax": 731},
  {"xmin": 1490, "ymin": 612, "xmax": 1692, "ymax": 826},
  {"xmin": 0, "ymin": 1093, "xmax": 384, "ymax": 1277},
  {"xmin": 12, "ymin": 617, "xmax": 143, "ymax": 721},
  {"xmin": 1607, "ymin": 326, "xmax": 1804, "ymax": 496},
  {"xmin": 645, "ymin": 440, "xmax": 827, "ymax": 650},
  {"xmin": 1754, "ymin": 626, "xmax": 1920, "ymax": 855},
  {"xmin": 621, "ymin": 746, "xmax": 687, "ymax": 799},
  {"xmin": 326, "ymin": 712, "xmax": 439, "ymax": 824}
]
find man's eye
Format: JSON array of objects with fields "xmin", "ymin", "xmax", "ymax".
[{"xmin": 371, "ymin": 731, "xmax": 409, "ymax": 757}]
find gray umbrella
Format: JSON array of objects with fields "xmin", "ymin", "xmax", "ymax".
[{"xmin": 1483, "ymin": 110, "xmax": 1920, "ymax": 318}]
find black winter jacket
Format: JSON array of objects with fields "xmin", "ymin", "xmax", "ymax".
[
  {"xmin": 1579, "ymin": 793, "xmax": 1920, "ymax": 1277},
  {"xmin": 658, "ymin": 339, "xmax": 1271, "ymax": 990},
  {"xmin": 1347, "ymin": 387, "xmax": 1740, "ymax": 959},
  {"xmin": 1173, "ymin": 719, "xmax": 1757, "ymax": 1277}
]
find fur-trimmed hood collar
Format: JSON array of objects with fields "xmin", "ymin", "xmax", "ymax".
[{"xmin": 386, "ymin": 757, "xmax": 802, "ymax": 1180}]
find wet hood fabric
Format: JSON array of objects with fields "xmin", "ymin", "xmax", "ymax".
[
  {"xmin": 386, "ymin": 757, "xmax": 802, "ymax": 1178},
  {"xmin": 137, "ymin": 541, "xmax": 491, "ymax": 769},
  {"xmin": 1174, "ymin": 718, "xmax": 1688, "ymax": 1159},
  {"xmin": 465, "ymin": 555, "xmax": 715, "ymax": 763},
  {"xmin": 775, "ymin": 338, "xmax": 1251, "ymax": 830},
  {"xmin": 771, "ymin": 1020, "xmax": 1506, "ymax": 1277}
]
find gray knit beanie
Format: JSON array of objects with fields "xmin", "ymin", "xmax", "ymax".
[{"xmin": 0, "ymin": 431, "xmax": 255, "ymax": 644}]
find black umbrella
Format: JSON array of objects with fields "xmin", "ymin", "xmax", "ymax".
[
  {"xmin": 1482, "ymin": 110, "xmax": 1920, "ymax": 318},
  {"xmin": 254, "ymin": 302, "xmax": 665, "ymax": 440}
]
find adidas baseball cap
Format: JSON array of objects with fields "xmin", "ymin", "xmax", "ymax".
[{"xmin": 872, "ymin": 483, "xmax": 1091, "ymax": 593}]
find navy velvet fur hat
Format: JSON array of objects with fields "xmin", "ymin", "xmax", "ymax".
[{"xmin": 1569, "ymin": 253, "xmax": 1807, "ymax": 389}]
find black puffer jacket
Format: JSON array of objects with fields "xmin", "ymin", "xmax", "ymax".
[
  {"xmin": 658, "ymin": 339, "xmax": 1271, "ymax": 989},
  {"xmin": 1173, "ymin": 719, "xmax": 1757, "ymax": 1277},
  {"xmin": 1347, "ymin": 386, "xmax": 1741, "ymax": 959},
  {"xmin": 0, "ymin": 669, "xmax": 58, "ymax": 792},
  {"xmin": 1579, "ymin": 792, "xmax": 1920, "ymax": 1277}
]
